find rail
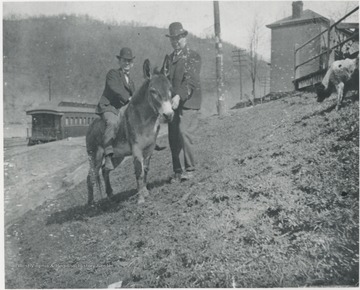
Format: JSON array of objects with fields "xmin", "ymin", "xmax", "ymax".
[{"xmin": 294, "ymin": 6, "xmax": 359, "ymax": 89}]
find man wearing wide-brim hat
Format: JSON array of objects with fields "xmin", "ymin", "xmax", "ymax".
[
  {"xmin": 96, "ymin": 47, "xmax": 136, "ymax": 171},
  {"xmin": 166, "ymin": 22, "xmax": 202, "ymax": 183}
]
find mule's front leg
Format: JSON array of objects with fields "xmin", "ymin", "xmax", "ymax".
[
  {"xmin": 335, "ymin": 82, "xmax": 344, "ymax": 111},
  {"xmin": 143, "ymin": 155, "xmax": 152, "ymax": 185},
  {"xmin": 133, "ymin": 152, "xmax": 149, "ymax": 204}
]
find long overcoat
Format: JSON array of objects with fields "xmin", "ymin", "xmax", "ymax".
[{"xmin": 169, "ymin": 46, "xmax": 202, "ymax": 110}]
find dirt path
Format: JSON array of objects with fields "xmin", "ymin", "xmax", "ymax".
[
  {"xmin": 4, "ymin": 125, "xmax": 169, "ymax": 226},
  {"xmin": 4, "ymin": 137, "xmax": 88, "ymax": 226}
]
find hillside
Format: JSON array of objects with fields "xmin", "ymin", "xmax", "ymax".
[
  {"xmin": 5, "ymin": 91, "xmax": 358, "ymax": 287},
  {"xmin": 3, "ymin": 15, "xmax": 269, "ymax": 126}
]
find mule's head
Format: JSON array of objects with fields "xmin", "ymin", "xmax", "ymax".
[
  {"xmin": 316, "ymin": 83, "xmax": 328, "ymax": 103},
  {"xmin": 143, "ymin": 55, "xmax": 174, "ymax": 122}
]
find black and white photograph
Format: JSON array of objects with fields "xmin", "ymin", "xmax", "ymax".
[{"xmin": 3, "ymin": 0, "xmax": 359, "ymax": 288}]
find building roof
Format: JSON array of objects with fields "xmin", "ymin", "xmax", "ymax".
[
  {"xmin": 26, "ymin": 101, "xmax": 97, "ymax": 115},
  {"xmin": 266, "ymin": 9, "xmax": 329, "ymax": 29}
]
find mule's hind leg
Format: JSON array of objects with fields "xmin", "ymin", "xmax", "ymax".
[
  {"xmin": 87, "ymin": 174, "xmax": 94, "ymax": 205},
  {"xmin": 87, "ymin": 152, "xmax": 103, "ymax": 205},
  {"xmin": 335, "ymin": 82, "xmax": 344, "ymax": 111},
  {"xmin": 143, "ymin": 155, "xmax": 152, "ymax": 186},
  {"xmin": 102, "ymin": 156, "xmax": 125, "ymax": 200},
  {"xmin": 88, "ymin": 147, "xmax": 104, "ymax": 204}
]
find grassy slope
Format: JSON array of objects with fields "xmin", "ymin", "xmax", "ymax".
[{"xmin": 5, "ymin": 91, "xmax": 359, "ymax": 288}]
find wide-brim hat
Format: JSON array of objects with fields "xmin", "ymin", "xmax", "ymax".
[
  {"xmin": 116, "ymin": 47, "xmax": 135, "ymax": 60},
  {"xmin": 166, "ymin": 22, "xmax": 188, "ymax": 38}
]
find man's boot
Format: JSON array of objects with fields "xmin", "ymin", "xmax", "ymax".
[
  {"xmin": 104, "ymin": 155, "xmax": 114, "ymax": 171},
  {"xmin": 155, "ymin": 144, "xmax": 166, "ymax": 151}
]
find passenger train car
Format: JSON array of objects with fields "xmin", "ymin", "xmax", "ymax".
[{"xmin": 26, "ymin": 101, "xmax": 99, "ymax": 145}]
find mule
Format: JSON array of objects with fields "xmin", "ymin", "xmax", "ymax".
[
  {"xmin": 316, "ymin": 56, "xmax": 359, "ymax": 110},
  {"xmin": 86, "ymin": 55, "xmax": 174, "ymax": 205}
]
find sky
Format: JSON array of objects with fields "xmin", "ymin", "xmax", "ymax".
[{"xmin": 2, "ymin": 1, "xmax": 359, "ymax": 61}]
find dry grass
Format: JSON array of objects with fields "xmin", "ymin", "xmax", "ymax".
[{"xmin": 5, "ymin": 91, "xmax": 359, "ymax": 288}]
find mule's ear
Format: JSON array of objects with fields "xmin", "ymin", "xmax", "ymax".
[
  {"xmin": 143, "ymin": 59, "xmax": 152, "ymax": 80},
  {"xmin": 161, "ymin": 54, "xmax": 170, "ymax": 77}
]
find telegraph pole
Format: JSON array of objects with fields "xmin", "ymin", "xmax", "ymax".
[
  {"xmin": 232, "ymin": 49, "xmax": 247, "ymax": 102},
  {"xmin": 213, "ymin": 1, "xmax": 227, "ymax": 116},
  {"xmin": 260, "ymin": 76, "xmax": 270, "ymax": 99},
  {"xmin": 48, "ymin": 75, "xmax": 52, "ymax": 101}
]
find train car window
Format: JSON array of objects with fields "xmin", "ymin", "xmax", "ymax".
[
  {"xmin": 33, "ymin": 116, "xmax": 40, "ymax": 126},
  {"xmin": 40, "ymin": 114, "xmax": 54, "ymax": 127},
  {"xmin": 79, "ymin": 117, "xmax": 82, "ymax": 125},
  {"xmin": 71, "ymin": 117, "xmax": 74, "ymax": 126},
  {"xmin": 65, "ymin": 117, "xmax": 69, "ymax": 126}
]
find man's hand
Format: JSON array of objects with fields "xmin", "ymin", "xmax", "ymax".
[{"xmin": 172, "ymin": 95, "xmax": 180, "ymax": 110}]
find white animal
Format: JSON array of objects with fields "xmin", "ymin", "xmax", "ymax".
[{"xmin": 316, "ymin": 56, "xmax": 359, "ymax": 110}]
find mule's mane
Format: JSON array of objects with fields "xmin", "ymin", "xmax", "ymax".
[
  {"xmin": 131, "ymin": 69, "xmax": 165, "ymax": 104},
  {"xmin": 131, "ymin": 79, "xmax": 150, "ymax": 104},
  {"xmin": 153, "ymin": 67, "xmax": 162, "ymax": 75}
]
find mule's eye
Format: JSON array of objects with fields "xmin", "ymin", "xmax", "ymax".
[
  {"xmin": 150, "ymin": 88, "xmax": 158, "ymax": 95},
  {"xmin": 150, "ymin": 88, "xmax": 160, "ymax": 100}
]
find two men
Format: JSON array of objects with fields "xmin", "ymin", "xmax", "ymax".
[
  {"xmin": 166, "ymin": 22, "xmax": 202, "ymax": 182},
  {"xmin": 97, "ymin": 21, "xmax": 202, "ymax": 181},
  {"xmin": 96, "ymin": 47, "xmax": 135, "ymax": 171}
]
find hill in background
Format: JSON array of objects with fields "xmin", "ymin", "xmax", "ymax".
[{"xmin": 3, "ymin": 15, "xmax": 270, "ymax": 131}]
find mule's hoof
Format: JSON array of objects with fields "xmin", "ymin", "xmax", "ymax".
[
  {"xmin": 143, "ymin": 189, "xmax": 150, "ymax": 197},
  {"xmin": 138, "ymin": 196, "xmax": 145, "ymax": 204}
]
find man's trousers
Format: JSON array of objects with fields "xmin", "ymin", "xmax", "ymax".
[{"xmin": 168, "ymin": 108, "xmax": 200, "ymax": 174}]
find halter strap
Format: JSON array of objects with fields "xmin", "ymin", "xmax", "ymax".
[{"xmin": 147, "ymin": 89, "xmax": 160, "ymax": 115}]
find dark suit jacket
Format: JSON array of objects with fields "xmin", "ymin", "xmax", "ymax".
[
  {"xmin": 96, "ymin": 69, "xmax": 135, "ymax": 115},
  {"xmin": 169, "ymin": 46, "xmax": 202, "ymax": 110}
]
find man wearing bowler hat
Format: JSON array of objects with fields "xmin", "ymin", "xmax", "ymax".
[
  {"xmin": 166, "ymin": 22, "xmax": 202, "ymax": 183},
  {"xmin": 96, "ymin": 47, "xmax": 135, "ymax": 171}
]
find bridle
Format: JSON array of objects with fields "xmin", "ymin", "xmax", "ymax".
[{"xmin": 147, "ymin": 77, "xmax": 171, "ymax": 116}]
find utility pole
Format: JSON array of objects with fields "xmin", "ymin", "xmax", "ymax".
[
  {"xmin": 48, "ymin": 75, "xmax": 52, "ymax": 101},
  {"xmin": 232, "ymin": 49, "xmax": 247, "ymax": 102},
  {"xmin": 263, "ymin": 77, "xmax": 267, "ymax": 96},
  {"xmin": 213, "ymin": 1, "xmax": 227, "ymax": 116},
  {"xmin": 260, "ymin": 76, "xmax": 270, "ymax": 98}
]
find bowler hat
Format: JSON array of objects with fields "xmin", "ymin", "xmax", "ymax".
[
  {"xmin": 166, "ymin": 22, "xmax": 188, "ymax": 38},
  {"xmin": 116, "ymin": 47, "xmax": 135, "ymax": 60}
]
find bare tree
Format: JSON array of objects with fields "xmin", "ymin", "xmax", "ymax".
[{"xmin": 247, "ymin": 15, "xmax": 264, "ymax": 99}]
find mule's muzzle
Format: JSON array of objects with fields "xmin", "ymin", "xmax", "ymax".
[{"xmin": 163, "ymin": 111, "xmax": 174, "ymax": 123}]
